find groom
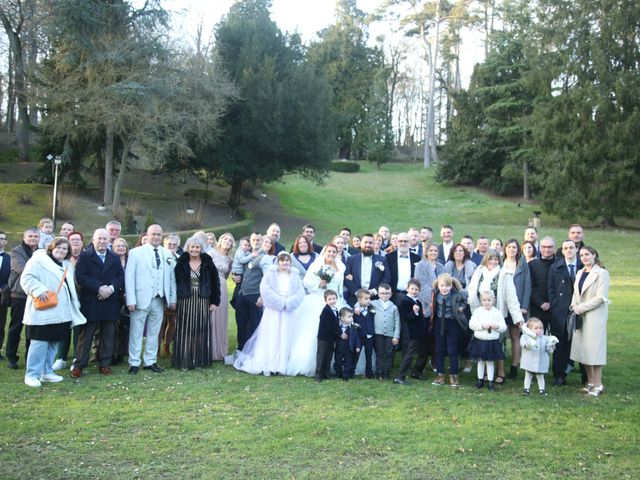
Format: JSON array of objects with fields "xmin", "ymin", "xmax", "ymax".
[
  {"xmin": 125, "ymin": 224, "xmax": 176, "ymax": 374},
  {"xmin": 344, "ymin": 233, "xmax": 390, "ymax": 306}
]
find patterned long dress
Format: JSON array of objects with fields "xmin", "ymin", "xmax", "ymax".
[
  {"xmin": 209, "ymin": 249, "xmax": 232, "ymax": 360},
  {"xmin": 172, "ymin": 266, "xmax": 212, "ymax": 369}
]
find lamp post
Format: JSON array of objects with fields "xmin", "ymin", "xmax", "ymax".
[{"xmin": 48, "ymin": 154, "xmax": 62, "ymax": 228}]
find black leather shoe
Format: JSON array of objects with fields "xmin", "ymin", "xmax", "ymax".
[
  {"xmin": 553, "ymin": 376, "xmax": 566, "ymax": 386},
  {"xmin": 7, "ymin": 360, "xmax": 18, "ymax": 369},
  {"xmin": 315, "ymin": 375, "xmax": 322, "ymax": 383},
  {"xmin": 474, "ymin": 379, "xmax": 484, "ymax": 389},
  {"xmin": 143, "ymin": 363, "xmax": 164, "ymax": 373},
  {"xmin": 410, "ymin": 373, "xmax": 425, "ymax": 380},
  {"xmin": 393, "ymin": 377, "xmax": 409, "ymax": 385},
  {"xmin": 128, "ymin": 366, "xmax": 139, "ymax": 375}
]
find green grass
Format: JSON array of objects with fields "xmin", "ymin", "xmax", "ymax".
[{"xmin": 1, "ymin": 164, "xmax": 639, "ymax": 479}]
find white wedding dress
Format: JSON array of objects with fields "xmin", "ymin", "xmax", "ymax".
[{"xmin": 285, "ymin": 257, "xmax": 346, "ymax": 376}]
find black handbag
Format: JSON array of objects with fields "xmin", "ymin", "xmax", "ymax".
[{"xmin": 566, "ymin": 311, "xmax": 583, "ymax": 340}]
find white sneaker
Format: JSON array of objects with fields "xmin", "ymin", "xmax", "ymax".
[
  {"xmin": 41, "ymin": 373, "xmax": 64, "ymax": 383},
  {"xmin": 52, "ymin": 359, "xmax": 67, "ymax": 371},
  {"xmin": 25, "ymin": 376, "xmax": 42, "ymax": 387}
]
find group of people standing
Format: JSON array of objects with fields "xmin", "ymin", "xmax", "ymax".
[
  {"xmin": 230, "ymin": 223, "xmax": 610, "ymax": 398},
  {"xmin": 0, "ymin": 220, "xmax": 610, "ymax": 397}
]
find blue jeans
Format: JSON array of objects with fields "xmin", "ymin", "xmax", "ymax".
[{"xmin": 26, "ymin": 340, "xmax": 58, "ymax": 379}]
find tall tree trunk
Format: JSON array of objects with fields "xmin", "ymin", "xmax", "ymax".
[
  {"xmin": 103, "ymin": 123, "xmax": 114, "ymax": 205},
  {"xmin": 0, "ymin": 11, "xmax": 30, "ymax": 162},
  {"xmin": 5, "ymin": 49, "xmax": 15, "ymax": 132},
  {"xmin": 523, "ymin": 159, "xmax": 529, "ymax": 200},
  {"xmin": 423, "ymin": 1, "xmax": 441, "ymax": 168},
  {"xmin": 112, "ymin": 139, "xmax": 130, "ymax": 212},
  {"xmin": 228, "ymin": 179, "xmax": 243, "ymax": 212}
]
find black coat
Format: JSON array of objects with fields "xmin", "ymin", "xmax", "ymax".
[
  {"xmin": 386, "ymin": 250, "xmax": 420, "ymax": 293},
  {"xmin": 528, "ymin": 256, "xmax": 555, "ymax": 324},
  {"xmin": 317, "ymin": 304, "xmax": 341, "ymax": 342},
  {"xmin": 548, "ymin": 259, "xmax": 580, "ymax": 334},
  {"xmin": 75, "ymin": 246, "xmax": 125, "ymax": 322},
  {"xmin": 175, "ymin": 253, "xmax": 221, "ymax": 306},
  {"xmin": 400, "ymin": 295, "xmax": 427, "ymax": 340}
]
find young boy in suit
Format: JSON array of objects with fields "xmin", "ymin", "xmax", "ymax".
[
  {"xmin": 394, "ymin": 279, "xmax": 427, "ymax": 385},
  {"xmin": 334, "ymin": 307, "xmax": 361, "ymax": 380},
  {"xmin": 353, "ymin": 288, "xmax": 375, "ymax": 378},
  {"xmin": 315, "ymin": 290, "xmax": 343, "ymax": 382},
  {"xmin": 371, "ymin": 283, "xmax": 400, "ymax": 380}
]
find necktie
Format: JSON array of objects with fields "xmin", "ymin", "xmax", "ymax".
[
  {"xmin": 98, "ymin": 253, "xmax": 105, "ymax": 263},
  {"xmin": 569, "ymin": 264, "xmax": 575, "ymax": 281},
  {"xmin": 154, "ymin": 248, "xmax": 161, "ymax": 269}
]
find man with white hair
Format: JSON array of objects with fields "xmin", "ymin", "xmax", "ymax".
[
  {"xmin": 71, "ymin": 229, "xmax": 124, "ymax": 377},
  {"xmin": 125, "ymin": 224, "xmax": 176, "ymax": 374},
  {"xmin": 267, "ymin": 223, "xmax": 285, "ymax": 254}
]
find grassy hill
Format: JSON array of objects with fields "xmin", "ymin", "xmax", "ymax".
[{"xmin": 0, "ymin": 162, "xmax": 638, "ymax": 479}]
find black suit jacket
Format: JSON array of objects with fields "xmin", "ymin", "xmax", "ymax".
[
  {"xmin": 317, "ymin": 304, "xmax": 341, "ymax": 342},
  {"xmin": 528, "ymin": 256, "xmax": 555, "ymax": 323},
  {"xmin": 548, "ymin": 258, "xmax": 582, "ymax": 334},
  {"xmin": 75, "ymin": 247, "xmax": 125, "ymax": 322},
  {"xmin": 0, "ymin": 252, "xmax": 10, "ymax": 288},
  {"xmin": 399, "ymin": 295, "xmax": 426, "ymax": 340},
  {"xmin": 386, "ymin": 251, "xmax": 420, "ymax": 293}
]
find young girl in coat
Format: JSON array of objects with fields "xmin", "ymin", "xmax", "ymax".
[
  {"xmin": 468, "ymin": 290, "xmax": 507, "ymax": 390},
  {"xmin": 519, "ymin": 317, "xmax": 559, "ymax": 395}
]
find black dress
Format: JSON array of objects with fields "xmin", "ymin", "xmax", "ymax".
[{"xmin": 172, "ymin": 267, "xmax": 212, "ymax": 369}]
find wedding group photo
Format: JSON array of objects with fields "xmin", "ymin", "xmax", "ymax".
[{"xmin": 0, "ymin": 0, "xmax": 638, "ymax": 478}]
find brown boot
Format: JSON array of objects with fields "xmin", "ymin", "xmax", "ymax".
[
  {"xmin": 431, "ymin": 373, "xmax": 446, "ymax": 385},
  {"xmin": 449, "ymin": 374, "xmax": 460, "ymax": 388}
]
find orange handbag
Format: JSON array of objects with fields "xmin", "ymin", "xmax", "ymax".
[{"xmin": 33, "ymin": 268, "xmax": 68, "ymax": 311}]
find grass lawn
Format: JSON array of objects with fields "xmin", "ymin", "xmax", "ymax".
[{"xmin": 1, "ymin": 163, "xmax": 639, "ymax": 479}]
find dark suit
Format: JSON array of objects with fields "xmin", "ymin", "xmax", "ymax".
[
  {"xmin": 470, "ymin": 251, "xmax": 483, "ymax": 266},
  {"xmin": 437, "ymin": 243, "xmax": 454, "ymax": 265},
  {"xmin": 274, "ymin": 242, "xmax": 286, "ymax": 254},
  {"xmin": 74, "ymin": 247, "xmax": 125, "ymax": 368},
  {"xmin": 354, "ymin": 306, "xmax": 375, "ymax": 377},
  {"xmin": 312, "ymin": 242, "xmax": 323, "ymax": 254},
  {"xmin": 316, "ymin": 305, "xmax": 340, "ymax": 378},
  {"xmin": 6, "ymin": 242, "xmax": 35, "ymax": 364},
  {"xmin": 386, "ymin": 251, "xmax": 420, "ymax": 295},
  {"xmin": 334, "ymin": 324, "xmax": 361, "ymax": 379},
  {"xmin": 0, "ymin": 251, "xmax": 10, "ymax": 354},
  {"xmin": 529, "ymin": 256, "xmax": 555, "ymax": 330},
  {"xmin": 396, "ymin": 296, "xmax": 427, "ymax": 379},
  {"xmin": 548, "ymin": 258, "xmax": 581, "ymax": 379},
  {"xmin": 343, "ymin": 253, "xmax": 390, "ymax": 306}
]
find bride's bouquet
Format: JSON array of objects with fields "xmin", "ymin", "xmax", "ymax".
[{"xmin": 315, "ymin": 265, "xmax": 335, "ymax": 286}]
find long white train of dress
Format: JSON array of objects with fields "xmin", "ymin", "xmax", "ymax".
[{"xmin": 285, "ymin": 259, "xmax": 346, "ymax": 376}]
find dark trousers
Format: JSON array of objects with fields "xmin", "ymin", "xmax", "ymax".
[
  {"xmin": 334, "ymin": 339, "xmax": 355, "ymax": 378},
  {"xmin": 235, "ymin": 293, "xmax": 262, "ymax": 351},
  {"xmin": 0, "ymin": 305, "xmax": 8, "ymax": 353},
  {"xmin": 397, "ymin": 338, "xmax": 428, "ymax": 378},
  {"xmin": 434, "ymin": 317, "xmax": 464, "ymax": 375},
  {"xmin": 374, "ymin": 334, "xmax": 394, "ymax": 375},
  {"xmin": 56, "ymin": 326, "xmax": 79, "ymax": 361},
  {"xmin": 114, "ymin": 313, "xmax": 130, "ymax": 360},
  {"xmin": 74, "ymin": 320, "xmax": 116, "ymax": 368},
  {"xmin": 315, "ymin": 340, "xmax": 334, "ymax": 378},
  {"xmin": 359, "ymin": 336, "xmax": 374, "ymax": 375},
  {"xmin": 551, "ymin": 329, "xmax": 571, "ymax": 379},
  {"xmin": 6, "ymin": 298, "xmax": 29, "ymax": 362}
]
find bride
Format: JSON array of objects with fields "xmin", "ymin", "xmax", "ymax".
[
  {"xmin": 234, "ymin": 252, "xmax": 306, "ymax": 375},
  {"xmin": 286, "ymin": 244, "xmax": 346, "ymax": 376}
]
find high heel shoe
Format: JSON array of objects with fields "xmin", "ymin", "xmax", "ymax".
[
  {"xmin": 581, "ymin": 384, "xmax": 594, "ymax": 393},
  {"xmin": 587, "ymin": 385, "xmax": 604, "ymax": 397}
]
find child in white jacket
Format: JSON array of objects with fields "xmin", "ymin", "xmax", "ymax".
[{"xmin": 468, "ymin": 291, "xmax": 507, "ymax": 390}]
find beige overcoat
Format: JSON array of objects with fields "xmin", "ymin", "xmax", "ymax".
[{"xmin": 570, "ymin": 264, "xmax": 610, "ymax": 365}]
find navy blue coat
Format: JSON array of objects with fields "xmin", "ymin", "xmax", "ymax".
[
  {"xmin": 548, "ymin": 258, "xmax": 582, "ymax": 335},
  {"xmin": 400, "ymin": 295, "xmax": 427, "ymax": 340},
  {"xmin": 344, "ymin": 253, "xmax": 390, "ymax": 305},
  {"xmin": 75, "ymin": 246, "xmax": 125, "ymax": 322},
  {"xmin": 354, "ymin": 307, "xmax": 375, "ymax": 340}
]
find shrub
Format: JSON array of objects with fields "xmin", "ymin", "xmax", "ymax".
[
  {"xmin": 176, "ymin": 202, "xmax": 208, "ymax": 230},
  {"xmin": 17, "ymin": 193, "xmax": 33, "ymax": 205},
  {"xmin": 48, "ymin": 188, "xmax": 75, "ymax": 220},
  {"xmin": 329, "ymin": 161, "xmax": 360, "ymax": 173}
]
